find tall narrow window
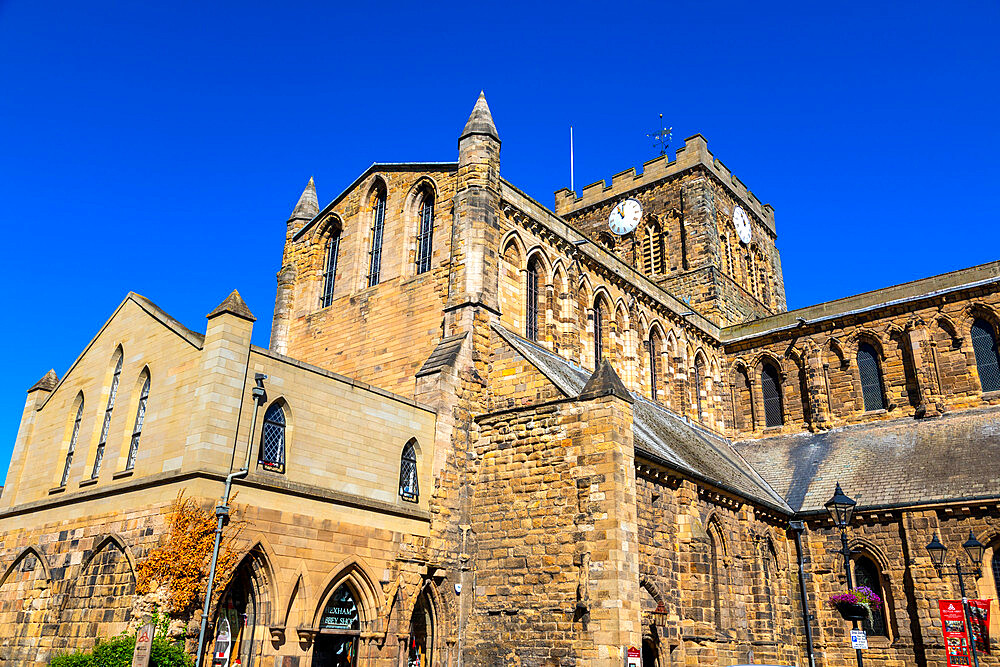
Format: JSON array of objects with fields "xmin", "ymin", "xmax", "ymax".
[
  {"xmin": 761, "ymin": 362, "xmax": 783, "ymax": 427},
  {"xmin": 92, "ymin": 353, "xmax": 123, "ymax": 478},
  {"xmin": 709, "ymin": 526, "xmax": 724, "ymax": 629},
  {"xmin": 857, "ymin": 343, "xmax": 886, "ymax": 411},
  {"xmin": 399, "ymin": 440, "xmax": 418, "ymax": 501},
  {"xmin": 61, "ymin": 398, "xmax": 84, "ymax": 487},
  {"xmin": 259, "ymin": 403, "xmax": 285, "ymax": 472},
  {"xmin": 971, "ymin": 318, "xmax": 1000, "ymax": 392},
  {"xmin": 649, "ymin": 334, "xmax": 661, "ymax": 401},
  {"xmin": 694, "ymin": 358, "xmax": 705, "ymax": 422},
  {"xmin": 416, "ymin": 193, "xmax": 434, "ymax": 274},
  {"xmin": 125, "ymin": 374, "xmax": 150, "ymax": 471},
  {"xmin": 321, "ymin": 231, "xmax": 340, "ymax": 308},
  {"xmin": 593, "ymin": 303, "xmax": 604, "ymax": 365},
  {"xmin": 853, "ymin": 557, "xmax": 888, "ymax": 637},
  {"xmin": 368, "ymin": 188, "xmax": 386, "ymax": 287},
  {"xmin": 526, "ymin": 257, "xmax": 539, "ymax": 341}
]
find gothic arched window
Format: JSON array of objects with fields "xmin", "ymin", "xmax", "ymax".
[
  {"xmin": 526, "ymin": 256, "xmax": 540, "ymax": 342},
  {"xmin": 259, "ymin": 403, "xmax": 286, "ymax": 472},
  {"xmin": 857, "ymin": 343, "xmax": 886, "ymax": 412},
  {"xmin": 399, "ymin": 440, "xmax": 418, "ymax": 501},
  {"xmin": 649, "ymin": 333, "xmax": 661, "ymax": 401},
  {"xmin": 971, "ymin": 318, "xmax": 1000, "ymax": 392},
  {"xmin": 125, "ymin": 372, "xmax": 150, "ymax": 471},
  {"xmin": 761, "ymin": 362, "xmax": 783, "ymax": 428},
  {"xmin": 853, "ymin": 556, "xmax": 888, "ymax": 637},
  {"xmin": 321, "ymin": 230, "xmax": 340, "ymax": 308},
  {"xmin": 641, "ymin": 223, "xmax": 664, "ymax": 275},
  {"xmin": 593, "ymin": 301, "xmax": 606, "ymax": 365},
  {"xmin": 694, "ymin": 357, "xmax": 705, "ymax": 422},
  {"xmin": 92, "ymin": 350, "xmax": 123, "ymax": 478},
  {"xmin": 368, "ymin": 185, "xmax": 386, "ymax": 287},
  {"xmin": 61, "ymin": 396, "xmax": 84, "ymax": 487},
  {"xmin": 416, "ymin": 192, "xmax": 434, "ymax": 274}
]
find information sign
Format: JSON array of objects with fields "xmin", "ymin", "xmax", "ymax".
[
  {"xmin": 849, "ymin": 629, "xmax": 868, "ymax": 650},
  {"xmin": 625, "ymin": 646, "xmax": 641, "ymax": 667},
  {"xmin": 968, "ymin": 599, "xmax": 992, "ymax": 655},
  {"xmin": 940, "ymin": 600, "xmax": 972, "ymax": 667},
  {"xmin": 131, "ymin": 622, "xmax": 155, "ymax": 667}
]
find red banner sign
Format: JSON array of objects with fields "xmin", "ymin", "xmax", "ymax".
[{"xmin": 940, "ymin": 600, "xmax": 992, "ymax": 666}]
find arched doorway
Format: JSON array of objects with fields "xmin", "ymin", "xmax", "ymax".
[
  {"xmin": 212, "ymin": 563, "xmax": 258, "ymax": 667},
  {"xmin": 313, "ymin": 584, "xmax": 360, "ymax": 667},
  {"xmin": 408, "ymin": 588, "xmax": 434, "ymax": 667},
  {"xmin": 641, "ymin": 637, "xmax": 658, "ymax": 667}
]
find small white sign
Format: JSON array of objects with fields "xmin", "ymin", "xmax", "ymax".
[{"xmin": 850, "ymin": 629, "xmax": 868, "ymax": 650}]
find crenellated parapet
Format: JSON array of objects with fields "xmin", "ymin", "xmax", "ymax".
[{"xmin": 554, "ymin": 134, "xmax": 776, "ymax": 235}]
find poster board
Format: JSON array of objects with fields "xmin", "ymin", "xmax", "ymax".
[
  {"xmin": 940, "ymin": 600, "xmax": 973, "ymax": 666},
  {"xmin": 968, "ymin": 599, "xmax": 992, "ymax": 655},
  {"xmin": 131, "ymin": 622, "xmax": 155, "ymax": 667},
  {"xmin": 625, "ymin": 646, "xmax": 641, "ymax": 667}
]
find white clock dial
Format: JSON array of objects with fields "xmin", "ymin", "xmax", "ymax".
[
  {"xmin": 733, "ymin": 206, "xmax": 752, "ymax": 244},
  {"xmin": 608, "ymin": 198, "xmax": 642, "ymax": 236}
]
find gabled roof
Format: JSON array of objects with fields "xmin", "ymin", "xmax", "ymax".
[{"xmin": 492, "ymin": 325, "xmax": 792, "ymax": 513}]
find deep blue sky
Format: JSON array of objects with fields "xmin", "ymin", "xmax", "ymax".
[{"xmin": 1, "ymin": 1, "xmax": 998, "ymax": 481}]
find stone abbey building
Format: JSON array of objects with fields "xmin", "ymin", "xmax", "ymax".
[{"xmin": 3, "ymin": 93, "xmax": 1000, "ymax": 667}]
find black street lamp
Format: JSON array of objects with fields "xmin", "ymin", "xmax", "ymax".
[
  {"xmin": 825, "ymin": 482, "xmax": 864, "ymax": 667},
  {"xmin": 926, "ymin": 531, "xmax": 985, "ymax": 667}
]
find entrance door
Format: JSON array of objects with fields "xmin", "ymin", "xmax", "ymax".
[{"xmin": 312, "ymin": 635, "xmax": 358, "ymax": 667}]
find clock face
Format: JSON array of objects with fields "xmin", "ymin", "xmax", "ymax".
[
  {"xmin": 733, "ymin": 206, "xmax": 752, "ymax": 244},
  {"xmin": 608, "ymin": 198, "xmax": 642, "ymax": 236}
]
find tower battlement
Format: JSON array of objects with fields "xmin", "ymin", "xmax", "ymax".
[{"xmin": 554, "ymin": 134, "xmax": 775, "ymax": 234}]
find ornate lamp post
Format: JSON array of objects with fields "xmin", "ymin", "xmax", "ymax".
[
  {"xmin": 825, "ymin": 482, "xmax": 863, "ymax": 667},
  {"xmin": 926, "ymin": 531, "xmax": 985, "ymax": 667}
]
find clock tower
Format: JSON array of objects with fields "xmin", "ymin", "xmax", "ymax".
[{"xmin": 554, "ymin": 133, "xmax": 786, "ymax": 327}]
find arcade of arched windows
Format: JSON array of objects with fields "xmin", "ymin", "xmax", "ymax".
[
  {"xmin": 497, "ymin": 231, "xmax": 726, "ymax": 429},
  {"xmin": 718, "ymin": 229, "xmax": 775, "ymax": 310}
]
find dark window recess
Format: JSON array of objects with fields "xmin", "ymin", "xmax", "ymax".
[
  {"xmin": 368, "ymin": 190, "xmax": 386, "ymax": 287},
  {"xmin": 259, "ymin": 404, "xmax": 286, "ymax": 472},
  {"xmin": 857, "ymin": 343, "xmax": 886, "ymax": 411},
  {"xmin": 593, "ymin": 305, "xmax": 603, "ymax": 365},
  {"xmin": 93, "ymin": 354, "xmax": 123, "ymax": 479},
  {"xmin": 61, "ymin": 399, "xmax": 84, "ymax": 487},
  {"xmin": 525, "ymin": 258, "xmax": 539, "ymax": 341},
  {"xmin": 972, "ymin": 318, "xmax": 1000, "ymax": 392},
  {"xmin": 321, "ymin": 232, "xmax": 340, "ymax": 308},
  {"xmin": 761, "ymin": 363, "xmax": 783, "ymax": 427},
  {"xmin": 854, "ymin": 557, "xmax": 888, "ymax": 637},
  {"xmin": 126, "ymin": 375, "xmax": 150, "ymax": 471},
  {"xmin": 399, "ymin": 441, "xmax": 419, "ymax": 501},
  {"xmin": 694, "ymin": 361, "xmax": 704, "ymax": 421},
  {"xmin": 416, "ymin": 196, "xmax": 434, "ymax": 274},
  {"xmin": 649, "ymin": 336, "xmax": 660, "ymax": 401}
]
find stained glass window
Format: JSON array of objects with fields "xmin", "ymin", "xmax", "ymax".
[
  {"xmin": 526, "ymin": 257, "xmax": 539, "ymax": 341},
  {"xmin": 125, "ymin": 374, "xmax": 150, "ymax": 471},
  {"xmin": 368, "ymin": 189, "xmax": 386, "ymax": 287},
  {"xmin": 972, "ymin": 318, "xmax": 1000, "ymax": 392},
  {"xmin": 92, "ymin": 353, "xmax": 123, "ymax": 478},
  {"xmin": 321, "ymin": 232, "xmax": 340, "ymax": 308},
  {"xmin": 857, "ymin": 343, "xmax": 886, "ymax": 412},
  {"xmin": 416, "ymin": 195, "xmax": 434, "ymax": 275},
  {"xmin": 593, "ymin": 303, "xmax": 604, "ymax": 365},
  {"xmin": 320, "ymin": 585, "xmax": 360, "ymax": 630},
  {"xmin": 649, "ymin": 335, "xmax": 660, "ymax": 401},
  {"xmin": 399, "ymin": 441, "xmax": 418, "ymax": 501},
  {"xmin": 61, "ymin": 398, "xmax": 84, "ymax": 487},
  {"xmin": 761, "ymin": 362, "xmax": 783, "ymax": 428},
  {"xmin": 259, "ymin": 403, "xmax": 285, "ymax": 472}
]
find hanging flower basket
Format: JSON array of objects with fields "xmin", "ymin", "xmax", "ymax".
[{"xmin": 828, "ymin": 587, "xmax": 882, "ymax": 623}]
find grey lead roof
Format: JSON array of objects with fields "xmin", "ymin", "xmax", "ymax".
[{"xmin": 493, "ymin": 326, "xmax": 792, "ymax": 513}]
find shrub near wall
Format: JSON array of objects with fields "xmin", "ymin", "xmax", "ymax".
[{"xmin": 50, "ymin": 627, "xmax": 192, "ymax": 667}]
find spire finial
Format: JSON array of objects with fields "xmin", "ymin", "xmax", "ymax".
[
  {"xmin": 207, "ymin": 290, "xmax": 256, "ymax": 322},
  {"xmin": 289, "ymin": 176, "xmax": 318, "ymax": 221},
  {"xmin": 460, "ymin": 91, "xmax": 499, "ymax": 142}
]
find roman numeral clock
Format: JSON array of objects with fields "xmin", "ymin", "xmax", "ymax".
[{"xmin": 608, "ymin": 198, "xmax": 642, "ymax": 236}]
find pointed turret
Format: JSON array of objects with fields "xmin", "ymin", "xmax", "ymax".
[
  {"xmin": 207, "ymin": 289, "xmax": 256, "ymax": 322},
  {"xmin": 459, "ymin": 91, "xmax": 499, "ymax": 144},
  {"xmin": 289, "ymin": 177, "xmax": 318, "ymax": 222},
  {"xmin": 27, "ymin": 369, "xmax": 58, "ymax": 393},
  {"xmin": 580, "ymin": 359, "xmax": 634, "ymax": 403}
]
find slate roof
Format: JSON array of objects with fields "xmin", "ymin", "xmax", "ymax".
[
  {"xmin": 734, "ymin": 407, "xmax": 1000, "ymax": 513},
  {"xmin": 417, "ymin": 333, "xmax": 468, "ymax": 377},
  {"xmin": 493, "ymin": 326, "xmax": 791, "ymax": 513}
]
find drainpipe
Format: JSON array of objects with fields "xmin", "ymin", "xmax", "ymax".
[
  {"xmin": 195, "ymin": 373, "xmax": 268, "ymax": 667},
  {"xmin": 790, "ymin": 520, "xmax": 816, "ymax": 667}
]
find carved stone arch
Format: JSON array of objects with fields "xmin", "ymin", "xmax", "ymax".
[
  {"xmin": 965, "ymin": 302, "xmax": 1000, "ymax": 329},
  {"xmin": 578, "ymin": 272, "xmax": 593, "ymax": 295},
  {"xmin": 365, "ymin": 173, "xmax": 389, "ymax": 204},
  {"xmin": 592, "ymin": 287, "xmax": 614, "ymax": 314},
  {"xmin": 935, "ymin": 313, "xmax": 963, "ymax": 346},
  {"xmin": 81, "ymin": 533, "xmax": 136, "ymax": 579},
  {"xmin": 229, "ymin": 534, "xmax": 281, "ymax": 622},
  {"xmin": 693, "ymin": 347, "xmax": 709, "ymax": 368},
  {"xmin": 312, "ymin": 557, "xmax": 385, "ymax": 632},
  {"xmin": 282, "ymin": 561, "xmax": 311, "ymax": 629},
  {"xmin": 315, "ymin": 212, "xmax": 344, "ymax": 243},
  {"xmin": 524, "ymin": 246, "xmax": 552, "ymax": 277},
  {"xmin": 614, "ymin": 298, "xmax": 630, "ymax": 330},
  {"xmin": 827, "ymin": 337, "xmax": 848, "ymax": 367},
  {"xmin": 639, "ymin": 577, "xmax": 667, "ymax": 611},
  {"xmin": 58, "ymin": 533, "xmax": 137, "ymax": 619},
  {"xmin": 752, "ymin": 351, "xmax": 786, "ymax": 382},
  {"xmin": 550, "ymin": 259, "xmax": 568, "ymax": 290},
  {"xmin": 647, "ymin": 319, "xmax": 666, "ymax": 343},
  {"xmin": 0, "ymin": 546, "xmax": 52, "ymax": 588},
  {"xmin": 730, "ymin": 358, "xmax": 750, "ymax": 380},
  {"xmin": 848, "ymin": 538, "xmax": 892, "ymax": 572},
  {"xmin": 705, "ymin": 514, "xmax": 728, "ymax": 556},
  {"xmin": 664, "ymin": 328, "xmax": 678, "ymax": 355},
  {"xmin": 404, "ymin": 175, "xmax": 439, "ymax": 209},
  {"xmin": 500, "ymin": 230, "xmax": 526, "ymax": 266},
  {"xmin": 851, "ymin": 329, "xmax": 888, "ymax": 359}
]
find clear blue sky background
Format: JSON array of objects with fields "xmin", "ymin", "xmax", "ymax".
[{"xmin": 1, "ymin": 1, "xmax": 998, "ymax": 482}]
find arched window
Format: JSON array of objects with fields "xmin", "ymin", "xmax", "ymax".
[
  {"xmin": 214, "ymin": 560, "xmax": 259, "ymax": 667},
  {"xmin": 399, "ymin": 441, "xmax": 418, "ymax": 501},
  {"xmin": 416, "ymin": 192, "xmax": 434, "ymax": 274},
  {"xmin": 368, "ymin": 186, "xmax": 386, "ymax": 287},
  {"xmin": 409, "ymin": 589, "xmax": 434, "ymax": 667},
  {"xmin": 853, "ymin": 556, "xmax": 888, "ymax": 637},
  {"xmin": 641, "ymin": 223, "xmax": 664, "ymax": 275},
  {"xmin": 125, "ymin": 373, "xmax": 150, "ymax": 471},
  {"xmin": 317, "ymin": 584, "xmax": 360, "ymax": 665},
  {"xmin": 92, "ymin": 351, "xmax": 123, "ymax": 478},
  {"xmin": 971, "ymin": 318, "xmax": 1000, "ymax": 392},
  {"xmin": 857, "ymin": 343, "xmax": 886, "ymax": 412},
  {"xmin": 259, "ymin": 403, "xmax": 285, "ymax": 472},
  {"xmin": 649, "ymin": 333, "xmax": 661, "ymax": 401},
  {"xmin": 761, "ymin": 362, "xmax": 783, "ymax": 427},
  {"xmin": 761, "ymin": 543, "xmax": 776, "ymax": 638},
  {"xmin": 991, "ymin": 548, "xmax": 1000, "ymax": 602},
  {"xmin": 526, "ymin": 256, "xmax": 540, "ymax": 341},
  {"xmin": 60, "ymin": 397, "xmax": 84, "ymax": 487},
  {"xmin": 593, "ymin": 301, "xmax": 605, "ymax": 365},
  {"xmin": 321, "ymin": 231, "xmax": 340, "ymax": 308},
  {"xmin": 708, "ymin": 524, "xmax": 724, "ymax": 629},
  {"xmin": 694, "ymin": 357, "xmax": 705, "ymax": 422}
]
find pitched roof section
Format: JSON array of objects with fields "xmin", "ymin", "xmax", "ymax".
[
  {"xmin": 207, "ymin": 290, "xmax": 256, "ymax": 322},
  {"xmin": 289, "ymin": 176, "xmax": 318, "ymax": 221},
  {"xmin": 493, "ymin": 325, "xmax": 791, "ymax": 513},
  {"xmin": 734, "ymin": 407, "xmax": 1000, "ymax": 513},
  {"xmin": 459, "ymin": 91, "xmax": 499, "ymax": 143},
  {"xmin": 416, "ymin": 332, "xmax": 468, "ymax": 377},
  {"xmin": 581, "ymin": 359, "xmax": 634, "ymax": 403},
  {"xmin": 27, "ymin": 369, "xmax": 58, "ymax": 393}
]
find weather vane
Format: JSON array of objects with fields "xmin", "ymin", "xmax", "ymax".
[{"xmin": 646, "ymin": 113, "xmax": 672, "ymax": 157}]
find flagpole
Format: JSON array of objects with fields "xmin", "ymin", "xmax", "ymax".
[{"xmin": 570, "ymin": 126, "xmax": 574, "ymax": 192}]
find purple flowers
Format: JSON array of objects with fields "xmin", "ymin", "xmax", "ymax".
[{"xmin": 828, "ymin": 587, "xmax": 882, "ymax": 609}]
